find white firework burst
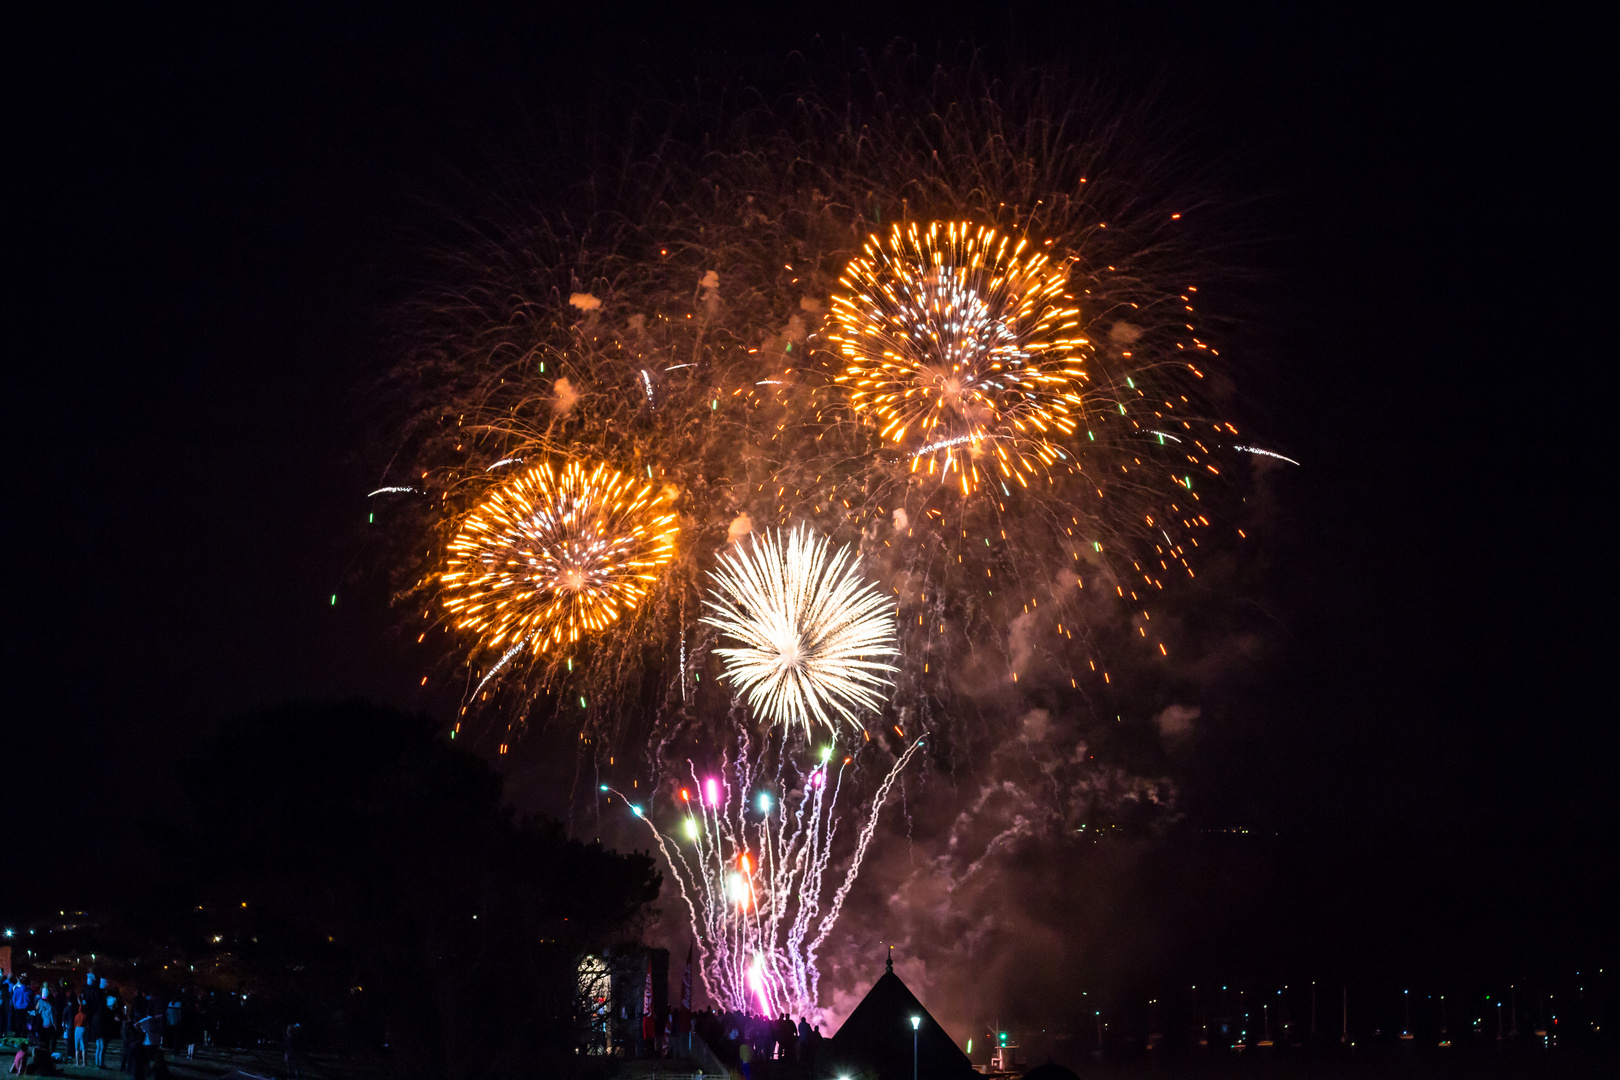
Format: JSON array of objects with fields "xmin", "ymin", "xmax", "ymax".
[{"xmin": 702, "ymin": 524, "xmax": 899, "ymax": 735}]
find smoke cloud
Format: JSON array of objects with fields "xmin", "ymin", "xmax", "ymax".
[
  {"xmin": 552, "ymin": 376, "xmax": 579, "ymax": 414},
  {"xmin": 1153, "ymin": 703, "xmax": 1200, "ymax": 743}
]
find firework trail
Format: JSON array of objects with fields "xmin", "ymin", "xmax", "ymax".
[
  {"xmin": 608, "ymin": 735, "xmax": 925, "ymax": 1018},
  {"xmin": 702, "ymin": 523, "xmax": 898, "ymax": 737}
]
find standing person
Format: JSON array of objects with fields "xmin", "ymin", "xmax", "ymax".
[
  {"xmin": 120, "ymin": 998, "xmax": 136, "ymax": 1074},
  {"xmin": 90, "ymin": 994, "xmax": 108, "ymax": 1070},
  {"xmin": 761, "ymin": 1014, "xmax": 776, "ymax": 1063},
  {"xmin": 34, "ymin": 985, "xmax": 56, "ymax": 1060},
  {"xmin": 8, "ymin": 980, "xmax": 26, "ymax": 1036},
  {"xmin": 133, "ymin": 1009, "xmax": 159, "ymax": 1080},
  {"xmin": 73, "ymin": 998, "xmax": 88, "ymax": 1066},
  {"xmin": 778, "ymin": 1014, "xmax": 797, "ymax": 1063},
  {"xmin": 282, "ymin": 1021, "xmax": 301, "ymax": 1080},
  {"xmin": 165, "ymin": 996, "xmax": 182, "ymax": 1052}
]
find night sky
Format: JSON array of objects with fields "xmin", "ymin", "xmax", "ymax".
[{"xmin": 8, "ymin": 2, "xmax": 1612, "ymax": 990}]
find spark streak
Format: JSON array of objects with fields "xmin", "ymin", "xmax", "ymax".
[
  {"xmin": 615, "ymin": 735, "xmax": 925, "ymax": 1019},
  {"xmin": 1231, "ymin": 446, "xmax": 1300, "ymax": 466}
]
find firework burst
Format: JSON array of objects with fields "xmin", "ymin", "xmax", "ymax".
[
  {"xmin": 702, "ymin": 524, "xmax": 899, "ymax": 737},
  {"xmin": 829, "ymin": 220, "xmax": 1090, "ymax": 496},
  {"xmin": 379, "ymin": 58, "xmax": 1267, "ymax": 766},
  {"xmin": 441, "ymin": 459, "xmax": 678, "ymax": 664}
]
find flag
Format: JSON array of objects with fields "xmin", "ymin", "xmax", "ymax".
[
  {"xmin": 642, "ymin": 954, "xmax": 655, "ymax": 1041},
  {"xmin": 681, "ymin": 941, "xmax": 693, "ymax": 1010}
]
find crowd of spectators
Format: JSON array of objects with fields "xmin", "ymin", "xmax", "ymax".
[
  {"xmin": 0, "ymin": 971, "xmax": 208, "ymax": 1078},
  {"xmin": 687, "ymin": 1007, "xmax": 824, "ymax": 1072}
]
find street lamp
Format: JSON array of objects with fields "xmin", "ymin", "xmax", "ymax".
[{"xmin": 911, "ymin": 1015, "xmax": 921, "ymax": 1080}]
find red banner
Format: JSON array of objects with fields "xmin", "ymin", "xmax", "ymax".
[{"xmin": 681, "ymin": 942, "xmax": 693, "ymax": 1010}]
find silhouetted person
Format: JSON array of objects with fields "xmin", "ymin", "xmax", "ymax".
[
  {"xmin": 90, "ymin": 996, "xmax": 109, "ymax": 1069},
  {"xmin": 34, "ymin": 986, "xmax": 57, "ymax": 1060}
]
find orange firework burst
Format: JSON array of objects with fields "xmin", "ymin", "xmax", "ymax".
[
  {"xmin": 828, "ymin": 221, "xmax": 1091, "ymax": 496},
  {"xmin": 441, "ymin": 459, "xmax": 678, "ymax": 656}
]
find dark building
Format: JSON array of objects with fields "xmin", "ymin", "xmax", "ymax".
[
  {"xmin": 822, "ymin": 955, "xmax": 976, "ymax": 1080},
  {"xmin": 578, "ymin": 945, "xmax": 667, "ymax": 1055}
]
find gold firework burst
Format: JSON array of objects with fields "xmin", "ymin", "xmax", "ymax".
[
  {"xmin": 442, "ymin": 459, "xmax": 678, "ymax": 655},
  {"xmin": 828, "ymin": 221, "xmax": 1091, "ymax": 495}
]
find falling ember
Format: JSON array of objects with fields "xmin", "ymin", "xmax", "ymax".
[
  {"xmin": 828, "ymin": 221, "xmax": 1091, "ymax": 496},
  {"xmin": 440, "ymin": 458, "xmax": 679, "ymax": 664}
]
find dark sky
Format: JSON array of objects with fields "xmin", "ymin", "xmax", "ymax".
[{"xmin": 6, "ymin": 2, "xmax": 1612, "ymax": 976}]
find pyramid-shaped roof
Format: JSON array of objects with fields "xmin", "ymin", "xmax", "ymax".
[{"xmin": 822, "ymin": 956, "xmax": 976, "ymax": 1080}]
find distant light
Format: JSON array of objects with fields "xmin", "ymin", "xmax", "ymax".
[
  {"xmin": 599, "ymin": 785, "xmax": 609, "ymax": 792},
  {"xmin": 1, "ymin": 930, "xmax": 10, "ymax": 938},
  {"xmin": 705, "ymin": 778, "xmax": 720, "ymax": 806},
  {"xmin": 911, "ymin": 1016, "xmax": 921, "ymax": 1030},
  {"xmin": 757, "ymin": 791, "xmax": 773, "ymax": 814},
  {"xmin": 683, "ymin": 818, "xmax": 700, "ymax": 841},
  {"xmin": 630, "ymin": 805, "xmax": 643, "ymax": 818},
  {"xmin": 966, "ymin": 1039, "xmax": 972, "ymax": 1053}
]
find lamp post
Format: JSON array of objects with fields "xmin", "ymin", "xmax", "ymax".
[{"xmin": 911, "ymin": 1015, "xmax": 921, "ymax": 1080}]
